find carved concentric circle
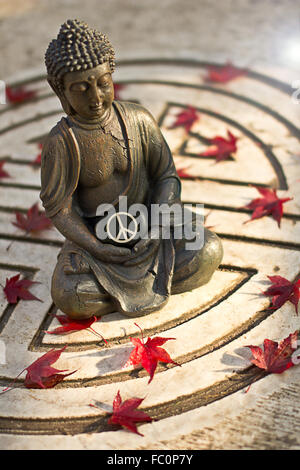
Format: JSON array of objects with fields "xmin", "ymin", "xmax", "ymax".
[{"xmin": 0, "ymin": 60, "xmax": 299, "ymax": 444}]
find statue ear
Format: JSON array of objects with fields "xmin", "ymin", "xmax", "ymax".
[{"xmin": 47, "ymin": 76, "xmax": 74, "ymax": 116}]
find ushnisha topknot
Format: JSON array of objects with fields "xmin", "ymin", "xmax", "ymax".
[{"xmin": 45, "ymin": 19, "xmax": 115, "ymax": 94}]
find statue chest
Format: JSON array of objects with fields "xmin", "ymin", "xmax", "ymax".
[{"xmin": 74, "ymin": 126, "xmax": 130, "ymax": 188}]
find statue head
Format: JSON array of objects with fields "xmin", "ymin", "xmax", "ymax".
[{"xmin": 45, "ymin": 19, "xmax": 116, "ymax": 121}]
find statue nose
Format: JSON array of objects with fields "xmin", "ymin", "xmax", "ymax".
[{"xmin": 89, "ymin": 85, "xmax": 103, "ymax": 105}]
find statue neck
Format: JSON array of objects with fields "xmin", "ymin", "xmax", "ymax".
[{"xmin": 68, "ymin": 107, "xmax": 113, "ymax": 130}]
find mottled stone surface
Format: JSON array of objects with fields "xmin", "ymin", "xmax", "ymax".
[{"xmin": 0, "ymin": 0, "xmax": 299, "ymax": 450}]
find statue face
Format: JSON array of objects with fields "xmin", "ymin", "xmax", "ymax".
[{"xmin": 63, "ymin": 62, "xmax": 114, "ymax": 121}]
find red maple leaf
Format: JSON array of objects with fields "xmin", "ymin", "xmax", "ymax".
[
  {"xmin": 1, "ymin": 346, "xmax": 76, "ymax": 392},
  {"xmin": 6, "ymin": 85, "xmax": 36, "ymax": 104},
  {"xmin": 113, "ymin": 83, "xmax": 125, "ymax": 101},
  {"xmin": 0, "ymin": 161, "xmax": 10, "ymax": 179},
  {"xmin": 123, "ymin": 323, "xmax": 180, "ymax": 383},
  {"xmin": 46, "ymin": 314, "xmax": 107, "ymax": 343},
  {"xmin": 12, "ymin": 203, "xmax": 52, "ymax": 235},
  {"xmin": 263, "ymin": 275, "xmax": 300, "ymax": 314},
  {"xmin": 205, "ymin": 62, "xmax": 247, "ymax": 83},
  {"xmin": 246, "ymin": 331, "xmax": 299, "ymax": 375},
  {"xmin": 3, "ymin": 273, "xmax": 41, "ymax": 304},
  {"xmin": 243, "ymin": 186, "xmax": 293, "ymax": 227},
  {"xmin": 176, "ymin": 165, "xmax": 194, "ymax": 179},
  {"xmin": 32, "ymin": 143, "xmax": 43, "ymax": 166},
  {"xmin": 204, "ymin": 209, "xmax": 215, "ymax": 230},
  {"xmin": 199, "ymin": 130, "xmax": 238, "ymax": 162},
  {"xmin": 107, "ymin": 390, "xmax": 152, "ymax": 435},
  {"xmin": 168, "ymin": 106, "xmax": 200, "ymax": 133}
]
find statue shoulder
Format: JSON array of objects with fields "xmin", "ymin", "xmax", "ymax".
[
  {"xmin": 114, "ymin": 100, "xmax": 157, "ymax": 127},
  {"xmin": 42, "ymin": 118, "xmax": 68, "ymax": 155}
]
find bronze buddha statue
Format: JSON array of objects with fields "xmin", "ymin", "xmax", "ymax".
[{"xmin": 40, "ymin": 19, "xmax": 223, "ymax": 319}]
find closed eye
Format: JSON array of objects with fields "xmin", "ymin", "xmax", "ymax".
[
  {"xmin": 98, "ymin": 80, "xmax": 111, "ymax": 89},
  {"xmin": 70, "ymin": 82, "xmax": 89, "ymax": 92},
  {"xmin": 97, "ymin": 74, "xmax": 112, "ymax": 89}
]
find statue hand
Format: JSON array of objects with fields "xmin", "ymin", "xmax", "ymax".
[
  {"xmin": 95, "ymin": 242, "xmax": 132, "ymax": 264},
  {"xmin": 130, "ymin": 226, "xmax": 161, "ymax": 255},
  {"xmin": 123, "ymin": 237, "xmax": 160, "ymax": 267}
]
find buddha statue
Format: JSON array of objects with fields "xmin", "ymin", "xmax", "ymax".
[{"xmin": 40, "ymin": 19, "xmax": 223, "ymax": 319}]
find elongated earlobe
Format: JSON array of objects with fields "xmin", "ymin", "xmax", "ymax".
[{"xmin": 47, "ymin": 76, "xmax": 75, "ymax": 115}]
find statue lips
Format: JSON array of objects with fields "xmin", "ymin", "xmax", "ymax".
[
  {"xmin": 89, "ymin": 103, "xmax": 107, "ymax": 118},
  {"xmin": 90, "ymin": 104, "xmax": 102, "ymax": 113},
  {"xmin": 90, "ymin": 105, "xmax": 102, "ymax": 110}
]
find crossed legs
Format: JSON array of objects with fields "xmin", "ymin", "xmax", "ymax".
[{"xmin": 51, "ymin": 228, "xmax": 223, "ymax": 319}]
